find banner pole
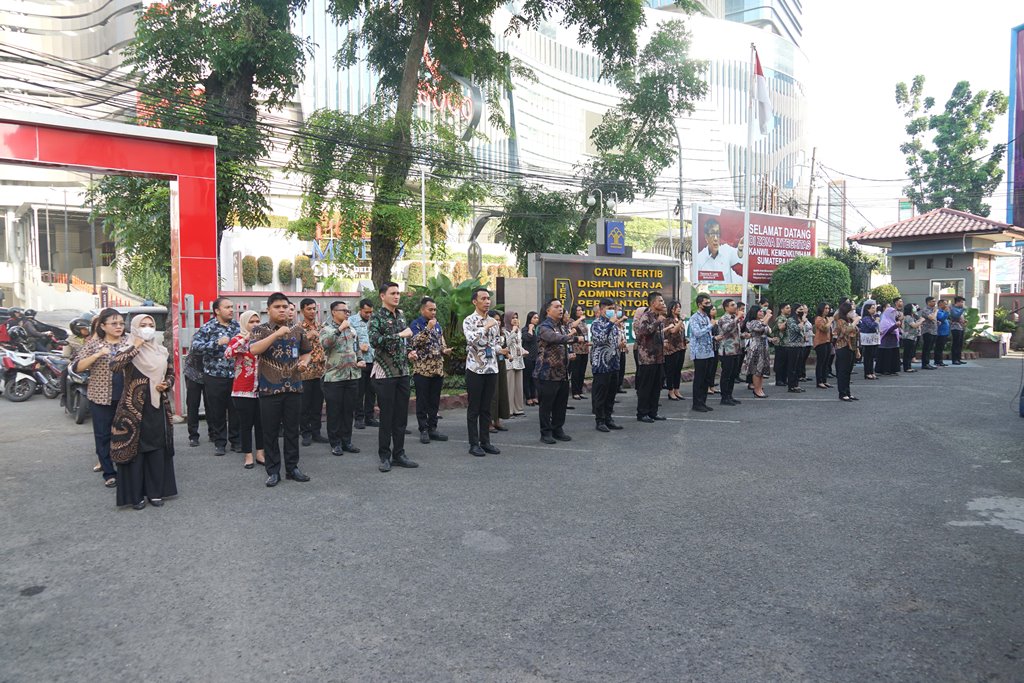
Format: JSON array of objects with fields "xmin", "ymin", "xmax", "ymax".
[{"xmin": 741, "ymin": 43, "xmax": 755, "ymax": 306}]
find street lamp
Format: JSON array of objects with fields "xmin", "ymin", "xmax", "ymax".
[{"xmin": 587, "ymin": 190, "xmax": 618, "ymax": 243}]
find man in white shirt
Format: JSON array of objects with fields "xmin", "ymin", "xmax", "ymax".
[
  {"xmin": 463, "ymin": 287, "xmax": 503, "ymax": 457},
  {"xmin": 693, "ymin": 218, "xmax": 741, "ymax": 284}
]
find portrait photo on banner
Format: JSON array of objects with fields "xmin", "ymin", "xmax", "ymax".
[{"xmin": 692, "ymin": 207, "xmax": 744, "ymax": 285}]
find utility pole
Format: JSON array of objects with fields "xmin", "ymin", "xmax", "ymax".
[{"xmin": 805, "ymin": 146, "xmax": 816, "ymax": 218}]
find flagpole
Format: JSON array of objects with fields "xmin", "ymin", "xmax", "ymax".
[{"xmin": 741, "ymin": 43, "xmax": 755, "ymax": 306}]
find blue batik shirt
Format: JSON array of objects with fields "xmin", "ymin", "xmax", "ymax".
[
  {"xmin": 687, "ymin": 311, "xmax": 715, "ymax": 360},
  {"xmin": 190, "ymin": 318, "xmax": 241, "ymax": 378},
  {"xmin": 589, "ymin": 316, "xmax": 621, "ymax": 374}
]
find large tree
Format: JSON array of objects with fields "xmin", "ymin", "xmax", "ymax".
[
  {"xmin": 287, "ymin": 106, "xmax": 484, "ymax": 272},
  {"xmin": 327, "ymin": 0, "xmax": 649, "ymax": 286},
  {"xmin": 895, "ymin": 75, "xmax": 1008, "ymax": 217},
  {"xmin": 575, "ymin": 16, "xmax": 707, "ymax": 233},
  {"xmin": 93, "ymin": 0, "xmax": 311, "ymax": 273},
  {"xmin": 498, "ymin": 185, "xmax": 586, "ymax": 274}
]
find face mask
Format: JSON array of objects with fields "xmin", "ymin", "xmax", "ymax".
[
  {"xmin": 605, "ymin": 310, "xmax": 616, "ymax": 319},
  {"xmin": 137, "ymin": 326, "xmax": 156, "ymax": 341},
  {"xmin": 702, "ymin": 303, "xmax": 713, "ymax": 313}
]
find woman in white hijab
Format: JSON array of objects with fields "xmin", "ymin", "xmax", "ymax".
[{"xmin": 110, "ymin": 315, "xmax": 177, "ymax": 510}]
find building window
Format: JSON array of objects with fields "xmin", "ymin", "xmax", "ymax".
[
  {"xmin": 908, "ymin": 258, "xmax": 915, "ymax": 270},
  {"xmin": 945, "ymin": 257, "xmax": 954, "ymax": 269},
  {"xmin": 926, "ymin": 258, "xmax": 934, "ymax": 269}
]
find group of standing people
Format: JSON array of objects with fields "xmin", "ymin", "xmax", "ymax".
[{"xmin": 73, "ymin": 286, "xmax": 973, "ymax": 505}]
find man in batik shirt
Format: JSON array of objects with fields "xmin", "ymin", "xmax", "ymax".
[
  {"xmin": 589, "ymin": 297, "xmax": 624, "ymax": 433},
  {"xmin": 533, "ymin": 299, "xmax": 583, "ymax": 445},
  {"xmin": 368, "ymin": 282, "xmax": 418, "ymax": 473},
  {"xmin": 410, "ymin": 296, "xmax": 451, "ymax": 445},
  {"xmin": 634, "ymin": 291, "xmax": 671, "ymax": 423},
  {"xmin": 715, "ymin": 298, "xmax": 743, "ymax": 406}
]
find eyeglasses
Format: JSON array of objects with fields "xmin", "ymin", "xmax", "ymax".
[{"xmin": 337, "ymin": 309, "xmax": 350, "ymax": 314}]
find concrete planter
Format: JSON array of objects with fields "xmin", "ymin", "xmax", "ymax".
[{"xmin": 969, "ymin": 333, "xmax": 1010, "ymax": 358}]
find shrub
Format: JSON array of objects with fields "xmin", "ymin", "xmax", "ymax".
[
  {"xmin": 241, "ymin": 255, "xmax": 257, "ymax": 287},
  {"xmin": 407, "ymin": 261, "xmax": 425, "ymax": 285},
  {"xmin": 769, "ymin": 257, "xmax": 851, "ymax": 308},
  {"xmin": 256, "ymin": 256, "xmax": 274, "ymax": 285},
  {"xmin": 993, "ymin": 307, "xmax": 1017, "ymax": 333},
  {"xmin": 278, "ymin": 259, "xmax": 293, "ymax": 288},
  {"xmin": 870, "ymin": 283, "xmax": 901, "ymax": 308},
  {"xmin": 295, "ymin": 255, "xmax": 315, "ymax": 291}
]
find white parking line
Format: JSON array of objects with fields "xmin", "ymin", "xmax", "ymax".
[{"xmin": 562, "ymin": 412, "xmax": 742, "ymax": 424}]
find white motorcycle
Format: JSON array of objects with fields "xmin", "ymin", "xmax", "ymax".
[{"xmin": 1, "ymin": 348, "xmax": 43, "ymax": 402}]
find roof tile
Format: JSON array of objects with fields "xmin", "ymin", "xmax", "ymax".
[{"xmin": 851, "ymin": 208, "xmax": 1019, "ymax": 244}]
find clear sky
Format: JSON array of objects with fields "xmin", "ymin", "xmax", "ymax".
[{"xmin": 801, "ymin": 1, "xmax": 1022, "ymax": 231}]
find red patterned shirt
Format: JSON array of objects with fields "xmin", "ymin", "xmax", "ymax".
[{"xmin": 224, "ymin": 334, "xmax": 259, "ymax": 398}]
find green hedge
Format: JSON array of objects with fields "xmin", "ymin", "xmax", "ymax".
[
  {"xmin": 769, "ymin": 256, "xmax": 851, "ymax": 307},
  {"xmin": 278, "ymin": 259, "xmax": 293, "ymax": 287},
  {"xmin": 870, "ymin": 283, "xmax": 901, "ymax": 308},
  {"xmin": 256, "ymin": 256, "xmax": 274, "ymax": 285},
  {"xmin": 241, "ymin": 255, "xmax": 257, "ymax": 287}
]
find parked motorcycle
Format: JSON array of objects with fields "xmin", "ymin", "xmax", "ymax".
[
  {"xmin": 36, "ymin": 353, "xmax": 68, "ymax": 400},
  {"xmin": 63, "ymin": 366, "xmax": 90, "ymax": 424},
  {"xmin": 1, "ymin": 348, "xmax": 43, "ymax": 402}
]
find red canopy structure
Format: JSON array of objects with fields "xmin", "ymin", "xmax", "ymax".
[{"xmin": 0, "ymin": 109, "xmax": 218, "ymax": 411}]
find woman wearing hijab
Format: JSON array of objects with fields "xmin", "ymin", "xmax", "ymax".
[
  {"xmin": 109, "ymin": 315, "xmax": 177, "ymax": 509},
  {"xmin": 522, "ymin": 311, "xmax": 540, "ymax": 406},
  {"xmin": 504, "ymin": 311, "xmax": 526, "ymax": 416},
  {"xmin": 878, "ymin": 305, "xmax": 901, "ymax": 376},
  {"xmin": 663, "ymin": 300, "xmax": 686, "ymax": 400},
  {"xmin": 225, "ymin": 310, "xmax": 266, "ymax": 469},
  {"xmin": 857, "ymin": 301, "xmax": 880, "ymax": 380},
  {"xmin": 740, "ymin": 305, "xmax": 773, "ymax": 398}
]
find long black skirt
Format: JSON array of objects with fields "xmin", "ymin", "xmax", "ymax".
[{"xmin": 116, "ymin": 447, "xmax": 177, "ymax": 507}]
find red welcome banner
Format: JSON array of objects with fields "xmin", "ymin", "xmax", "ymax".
[{"xmin": 692, "ymin": 207, "xmax": 816, "ymax": 286}]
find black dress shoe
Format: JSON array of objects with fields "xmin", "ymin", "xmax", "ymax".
[
  {"xmin": 565, "ymin": 405, "xmax": 575, "ymax": 410},
  {"xmin": 692, "ymin": 405, "xmax": 710, "ymax": 413},
  {"xmin": 553, "ymin": 432, "xmax": 572, "ymax": 442},
  {"xmin": 230, "ymin": 443, "xmax": 243, "ymax": 453},
  {"xmin": 651, "ymin": 415, "xmax": 667, "ymax": 421},
  {"xmin": 420, "ymin": 431, "xmax": 431, "ymax": 444},
  {"xmin": 404, "ymin": 429, "xmax": 412, "ymax": 435},
  {"xmin": 265, "ymin": 473, "xmax": 280, "ymax": 487},
  {"xmin": 617, "ymin": 389, "xmax": 628, "ymax": 394},
  {"xmin": 730, "ymin": 398, "xmax": 742, "ymax": 404},
  {"xmin": 342, "ymin": 442, "xmax": 360, "ymax": 453},
  {"xmin": 428, "ymin": 431, "xmax": 448, "ymax": 441},
  {"xmin": 301, "ymin": 434, "xmax": 313, "ymax": 447},
  {"xmin": 312, "ymin": 435, "xmax": 330, "ymax": 444},
  {"xmin": 392, "ymin": 453, "xmax": 419, "ymax": 468},
  {"xmin": 469, "ymin": 445, "xmax": 486, "ymax": 457},
  {"xmin": 365, "ymin": 418, "xmax": 381, "ymax": 427},
  {"xmin": 540, "ymin": 435, "xmax": 557, "ymax": 444},
  {"xmin": 606, "ymin": 421, "xmax": 623, "ymax": 430},
  {"xmin": 596, "ymin": 423, "xmax": 610, "ymax": 432},
  {"xmin": 637, "ymin": 416, "xmax": 655, "ymax": 423},
  {"xmin": 286, "ymin": 468, "xmax": 311, "ymax": 482},
  {"xmin": 332, "ymin": 445, "xmax": 344, "ymax": 456},
  {"xmin": 189, "ymin": 437, "xmax": 200, "ymax": 447},
  {"xmin": 132, "ymin": 499, "xmax": 147, "ymax": 510},
  {"xmin": 493, "ymin": 425, "xmax": 508, "ymax": 431},
  {"xmin": 378, "ymin": 460, "xmax": 392, "ymax": 472},
  {"xmin": 214, "ymin": 445, "xmax": 226, "ymax": 456},
  {"xmin": 481, "ymin": 444, "xmax": 501, "ymax": 454},
  {"xmin": 148, "ymin": 498, "xmax": 164, "ymax": 507},
  {"xmin": 354, "ymin": 420, "xmax": 366, "ymax": 430}
]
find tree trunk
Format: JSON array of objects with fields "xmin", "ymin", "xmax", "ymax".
[{"xmin": 370, "ymin": 0, "xmax": 435, "ymax": 288}]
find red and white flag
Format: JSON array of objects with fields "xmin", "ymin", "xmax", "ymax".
[{"xmin": 754, "ymin": 50, "xmax": 774, "ymax": 135}]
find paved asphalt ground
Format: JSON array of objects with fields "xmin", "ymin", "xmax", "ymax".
[{"xmin": 2, "ymin": 355, "xmax": 1023, "ymax": 682}]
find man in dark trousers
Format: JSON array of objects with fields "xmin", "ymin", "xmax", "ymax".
[
  {"xmin": 368, "ymin": 282, "xmax": 419, "ymax": 473},
  {"xmin": 533, "ymin": 299, "xmax": 583, "ymax": 444},
  {"xmin": 462, "ymin": 288, "xmax": 502, "ymax": 457},
  {"xmin": 410, "ymin": 297, "xmax": 451, "ymax": 445},
  {"xmin": 190, "ymin": 297, "xmax": 240, "ymax": 455},
  {"xmin": 589, "ymin": 298, "xmax": 624, "ymax": 432},
  {"xmin": 919, "ymin": 296, "xmax": 939, "ymax": 370},
  {"xmin": 634, "ymin": 291, "xmax": 670, "ymax": 422},
  {"xmin": 249, "ymin": 292, "xmax": 312, "ymax": 487},
  {"xmin": 298, "ymin": 298, "xmax": 328, "ymax": 446},
  {"xmin": 715, "ymin": 298, "xmax": 743, "ymax": 406},
  {"xmin": 319, "ymin": 300, "xmax": 364, "ymax": 456},
  {"xmin": 688, "ymin": 293, "xmax": 716, "ymax": 412},
  {"xmin": 350, "ymin": 298, "xmax": 379, "ymax": 428}
]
